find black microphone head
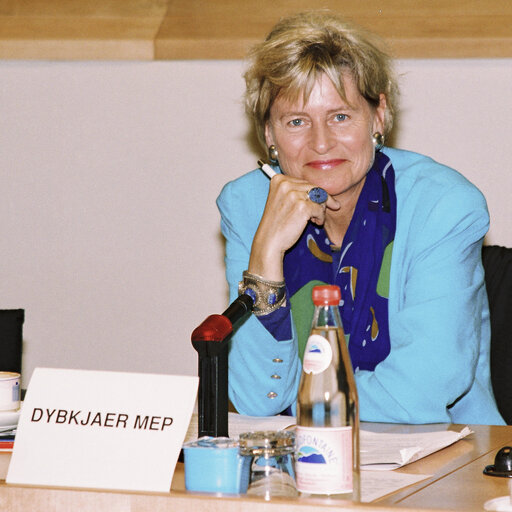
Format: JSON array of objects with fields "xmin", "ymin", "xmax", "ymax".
[{"xmin": 222, "ymin": 294, "xmax": 254, "ymax": 325}]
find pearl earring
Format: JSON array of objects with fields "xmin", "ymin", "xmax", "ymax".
[
  {"xmin": 372, "ymin": 132, "xmax": 384, "ymax": 152},
  {"xmin": 268, "ymin": 145, "xmax": 279, "ymax": 164}
]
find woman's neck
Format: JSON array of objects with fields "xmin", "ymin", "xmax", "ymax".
[
  {"xmin": 324, "ymin": 178, "xmax": 365, "ymax": 247},
  {"xmin": 324, "ymin": 208, "xmax": 353, "ymax": 247}
]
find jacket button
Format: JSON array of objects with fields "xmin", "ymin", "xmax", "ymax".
[
  {"xmin": 267, "ymin": 392, "xmax": 278, "ymax": 399},
  {"xmin": 271, "ymin": 374, "xmax": 281, "ymax": 379},
  {"xmin": 272, "ymin": 358, "xmax": 283, "ymax": 363}
]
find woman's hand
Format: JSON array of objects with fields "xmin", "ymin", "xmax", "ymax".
[{"xmin": 248, "ymin": 174, "xmax": 340, "ymax": 281}]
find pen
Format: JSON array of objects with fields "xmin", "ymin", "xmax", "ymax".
[
  {"xmin": 257, "ymin": 159, "xmax": 276, "ymax": 179},
  {"xmin": 258, "ymin": 159, "xmax": 328, "ymax": 204}
]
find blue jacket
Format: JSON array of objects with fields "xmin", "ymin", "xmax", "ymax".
[{"xmin": 217, "ymin": 147, "xmax": 505, "ymax": 425}]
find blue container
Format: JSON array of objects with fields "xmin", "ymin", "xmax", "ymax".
[{"xmin": 183, "ymin": 437, "xmax": 250, "ymax": 494}]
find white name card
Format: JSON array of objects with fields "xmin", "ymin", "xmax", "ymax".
[{"xmin": 7, "ymin": 367, "xmax": 198, "ymax": 492}]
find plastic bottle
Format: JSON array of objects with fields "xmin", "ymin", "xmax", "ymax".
[{"xmin": 295, "ymin": 285, "xmax": 360, "ymax": 500}]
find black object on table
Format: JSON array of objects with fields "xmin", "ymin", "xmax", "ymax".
[
  {"xmin": 0, "ymin": 309, "xmax": 24, "ymax": 373},
  {"xmin": 191, "ymin": 294, "xmax": 253, "ymax": 438}
]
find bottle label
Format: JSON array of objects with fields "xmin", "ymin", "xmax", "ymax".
[
  {"xmin": 295, "ymin": 425, "xmax": 353, "ymax": 494},
  {"xmin": 303, "ymin": 334, "xmax": 332, "ymax": 374}
]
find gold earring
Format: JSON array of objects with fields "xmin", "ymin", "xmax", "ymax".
[
  {"xmin": 268, "ymin": 145, "xmax": 279, "ymax": 163},
  {"xmin": 372, "ymin": 132, "xmax": 384, "ymax": 152}
]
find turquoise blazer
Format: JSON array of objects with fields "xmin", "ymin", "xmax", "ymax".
[{"xmin": 217, "ymin": 147, "xmax": 505, "ymax": 425}]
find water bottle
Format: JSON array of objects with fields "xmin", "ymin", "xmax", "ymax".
[{"xmin": 295, "ymin": 285, "xmax": 360, "ymax": 500}]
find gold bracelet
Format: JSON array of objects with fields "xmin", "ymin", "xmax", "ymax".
[{"xmin": 238, "ymin": 271, "xmax": 286, "ymax": 316}]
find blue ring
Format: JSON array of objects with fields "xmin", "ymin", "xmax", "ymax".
[{"xmin": 308, "ymin": 187, "xmax": 328, "ymax": 204}]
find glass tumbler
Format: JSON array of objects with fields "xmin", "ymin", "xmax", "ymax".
[{"xmin": 238, "ymin": 430, "xmax": 297, "ymax": 499}]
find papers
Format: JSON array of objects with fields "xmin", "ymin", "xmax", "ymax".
[
  {"xmin": 189, "ymin": 413, "xmax": 471, "ymax": 471},
  {"xmin": 0, "ymin": 439, "xmax": 14, "ymax": 452},
  {"xmin": 189, "ymin": 413, "xmax": 471, "ymax": 502},
  {"xmin": 360, "ymin": 426, "xmax": 473, "ymax": 470},
  {"xmin": 185, "ymin": 412, "xmax": 295, "ymax": 443},
  {"xmin": 361, "ymin": 471, "xmax": 432, "ymax": 502}
]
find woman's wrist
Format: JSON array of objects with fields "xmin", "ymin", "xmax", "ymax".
[
  {"xmin": 248, "ymin": 247, "xmax": 285, "ymax": 282},
  {"xmin": 249, "ymin": 225, "xmax": 287, "ymax": 280}
]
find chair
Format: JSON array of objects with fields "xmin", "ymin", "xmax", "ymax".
[
  {"xmin": 0, "ymin": 309, "xmax": 24, "ymax": 373},
  {"xmin": 482, "ymin": 246, "xmax": 512, "ymax": 424}
]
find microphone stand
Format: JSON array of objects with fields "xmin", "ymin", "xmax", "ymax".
[{"xmin": 191, "ymin": 294, "xmax": 253, "ymax": 438}]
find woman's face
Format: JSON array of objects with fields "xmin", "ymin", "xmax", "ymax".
[{"xmin": 265, "ymin": 73, "xmax": 386, "ymax": 202}]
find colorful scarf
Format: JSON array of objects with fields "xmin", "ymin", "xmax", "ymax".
[{"xmin": 283, "ymin": 151, "xmax": 397, "ymax": 371}]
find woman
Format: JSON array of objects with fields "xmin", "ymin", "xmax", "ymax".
[{"xmin": 216, "ymin": 11, "xmax": 504, "ymax": 424}]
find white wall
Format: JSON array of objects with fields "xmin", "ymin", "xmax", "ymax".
[
  {"xmin": 1, "ymin": 58, "xmax": 511, "ymax": 387},
  {"xmin": 394, "ymin": 59, "xmax": 512, "ymax": 246}
]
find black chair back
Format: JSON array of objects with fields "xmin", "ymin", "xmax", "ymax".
[
  {"xmin": 0, "ymin": 309, "xmax": 24, "ymax": 373},
  {"xmin": 482, "ymin": 246, "xmax": 512, "ymax": 424}
]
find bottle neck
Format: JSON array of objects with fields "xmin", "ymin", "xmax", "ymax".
[{"xmin": 312, "ymin": 304, "xmax": 343, "ymax": 329}]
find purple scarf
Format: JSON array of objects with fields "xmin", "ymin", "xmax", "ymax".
[{"xmin": 283, "ymin": 151, "xmax": 397, "ymax": 371}]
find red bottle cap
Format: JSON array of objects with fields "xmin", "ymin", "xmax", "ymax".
[{"xmin": 312, "ymin": 285, "xmax": 341, "ymax": 305}]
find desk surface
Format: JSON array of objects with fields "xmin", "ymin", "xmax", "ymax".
[
  {"xmin": 1, "ymin": 423, "xmax": 511, "ymax": 511},
  {"xmin": 0, "ymin": 0, "xmax": 511, "ymax": 60},
  {"xmin": 375, "ymin": 424, "xmax": 512, "ymax": 509}
]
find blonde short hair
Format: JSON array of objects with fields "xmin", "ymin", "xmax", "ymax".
[{"xmin": 244, "ymin": 10, "xmax": 398, "ymax": 151}]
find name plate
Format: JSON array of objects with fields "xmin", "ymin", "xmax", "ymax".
[{"xmin": 7, "ymin": 367, "xmax": 198, "ymax": 492}]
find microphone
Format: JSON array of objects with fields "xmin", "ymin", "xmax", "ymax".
[
  {"xmin": 191, "ymin": 294, "xmax": 253, "ymax": 350},
  {"xmin": 190, "ymin": 293, "xmax": 254, "ymax": 438},
  {"xmin": 222, "ymin": 293, "xmax": 254, "ymax": 325}
]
